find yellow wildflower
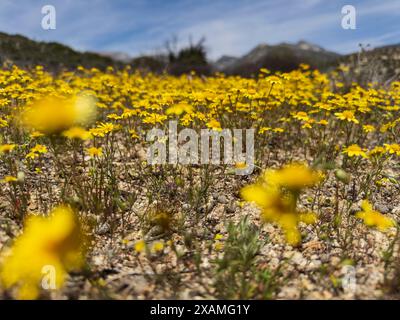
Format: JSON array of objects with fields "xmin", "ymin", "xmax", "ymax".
[
  {"xmin": 317, "ymin": 119, "xmax": 328, "ymax": 126},
  {"xmin": 1, "ymin": 176, "xmax": 18, "ymax": 183},
  {"xmin": 31, "ymin": 144, "xmax": 48, "ymax": 154},
  {"xmin": 86, "ymin": 147, "xmax": 103, "ymax": 158},
  {"xmin": 214, "ymin": 234, "xmax": 224, "ymax": 241},
  {"xmin": 241, "ymin": 164, "xmax": 319, "ymax": 246},
  {"xmin": 259, "ymin": 127, "xmax": 271, "ymax": 134},
  {"xmin": 356, "ymin": 200, "xmax": 395, "ymax": 232},
  {"xmin": 142, "ymin": 114, "xmax": 167, "ymax": 125},
  {"xmin": 0, "ymin": 206, "xmax": 86, "ymax": 299},
  {"xmin": 0, "ymin": 144, "xmax": 16, "ymax": 154},
  {"xmin": 234, "ymin": 162, "xmax": 247, "ymax": 170},
  {"xmin": 151, "ymin": 241, "xmax": 164, "ymax": 253},
  {"xmin": 62, "ymin": 126, "xmax": 92, "ymax": 140},
  {"xmin": 206, "ymin": 119, "xmax": 222, "ymax": 131},
  {"xmin": 20, "ymin": 95, "xmax": 96, "ymax": 134},
  {"xmin": 128, "ymin": 129, "xmax": 139, "ymax": 139},
  {"xmin": 292, "ymin": 111, "xmax": 310, "ymax": 122},
  {"xmin": 166, "ymin": 103, "xmax": 193, "ymax": 116},
  {"xmin": 30, "ymin": 131, "xmax": 45, "ymax": 139},
  {"xmin": 384, "ymin": 144, "xmax": 400, "ymax": 156},
  {"xmin": 334, "ymin": 110, "xmax": 359, "ymax": 124},
  {"xmin": 134, "ymin": 240, "xmax": 146, "ymax": 253},
  {"xmin": 264, "ymin": 163, "xmax": 322, "ymax": 190},
  {"xmin": 343, "ymin": 144, "xmax": 368, "ymax": 158},
  {"xmin": 362, "ymin": 125, "xmax": 375, "ymax": 133},
  {"xmin": 89, "ymin": 122, "xmax": 117, "ymax": 137},
  {"xmin": 368, "ymin": 146, "xmax": 385, "ymax": 157},
  {"xmin": 0, "ymin": 117, "xmax": 8, "ymax": 128}
]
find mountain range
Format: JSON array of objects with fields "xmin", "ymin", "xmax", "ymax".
[
  {"xmin": 213, "ymin": 41, "xmax": 341, "ymax": 76},
  {"xmin": 0, "ymin": 31, "xmax": 399, "ymax": 81}
]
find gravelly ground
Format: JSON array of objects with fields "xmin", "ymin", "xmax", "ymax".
[{"xmin": 1, "ymin": 147, "xmax": 400, "ymax": 300}]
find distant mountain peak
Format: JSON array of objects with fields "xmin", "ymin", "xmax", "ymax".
[
  {"xmin": 215, "ymin": 40, "xmax": 341, "ymax": 76},
  {"xmin": 295, "ymin": 40, "xmax": 325, "ymax": 52},
  {"xmin": 214, "ymin": 55, "xmax": 238, "ymax": 71},
  {"xmin": 99, "ymin": 51, "xmax": 132, "ymax": 63}
]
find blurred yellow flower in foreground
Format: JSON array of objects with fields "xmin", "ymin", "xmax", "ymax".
[
  {"xmin": 356, "ymin": 200, "xmax": 395, "ymax": 232},
  {"xmin": 0, "ymin": 206, "xmax": 86, "ymax": 299},
  {"xmin": 20, "ymin": 94, "xmax": 96, "ymax": 135},
  {"xmin": 241, "ymin": 163, "xmax": 320, "ymax": 246},
  {"xmin": 0, "ymin": 144, "xmax": 16, "ymax": 154},
  {"xmin": 263, "ymin": 163, "xmax": 322, "ymax": 191}
]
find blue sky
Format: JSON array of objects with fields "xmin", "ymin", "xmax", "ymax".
[{"xmin": 0, "ymin": 0, "xmax": 399, "ymax": 59}]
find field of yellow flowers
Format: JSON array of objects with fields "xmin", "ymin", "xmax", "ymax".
[{"xmin": 0, "ymin": 64, "xmax": 400, "ymax": 299}]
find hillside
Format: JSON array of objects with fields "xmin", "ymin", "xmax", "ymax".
[
  {"xmin": 339, "ymin": 44, "xmax": 400, "ymax": 84},
  {"xmin": 214, "ymin": 41, "xmax": 341, "ymax": 76},
  {"xmin": 0, "ymin": 32, "xmax": 399, "ymax": 82},
  {"xmin": 0, "ymin": 32, "xmax": 122, "ymax": 71}
]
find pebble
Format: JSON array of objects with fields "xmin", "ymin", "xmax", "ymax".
[
  {"xmin": 277, "ymin": 286, "xmax": 300, "ymax": 299},
  {"xmin": 392, "ymin": 206, "xmax": 400, "ymax": 215},
  {"xmin": 375, "ymin": 204, "xmax": 390, "ymax": 214},
  {"xmin": 291, "ymin": 252, "xmax": 307, "ymax": 269},
  {"xmin": 217, "ymin": 195, "xmax": 228, "ymax": 204},
  {"xmin": 301, "ymin": 278, "xmax": 315, "ymax": 291},
  {"xmin": 330, "ymin": 256, "xmax": 341, "ymax": 266},
  {"xmin": 92, "ymin": 255, "xmax": 106, "ymax": 266},
  {"xmin": 96, "ymin": 223, "xmax": 111, "ymax": 235},
  {"xmin": 225, "ymin": 204, "xmax": 236, "ymax": 213},
  {"xmin": 145, "ymin": 225, "xmax": 164, "ymax": 240},
  {"xmin": 269, "ymin": 257, "xmax": 280, "ymax": 268},
  {"xmin": 307, "ymin": 259, "xmax": 322, "ymax": 271}
]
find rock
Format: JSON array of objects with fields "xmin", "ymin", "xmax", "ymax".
[
  {"xmin": 277, "ymin": 286, "xmax": 300, "ymax": 299},
  {"xmin": 96, "ymin": 223, "xmax": 110, "ymax": 235},
  {"xmin": 283, "ymin": 251, "xmax": 294, "ymax": 259},
  {"xmin": 145, "ymin": 225, "xmax": 164, "ymax": 240},
  {"xmin": 269, "ymin": 257, "xmax": 280, "ymax": 269},
  {"xmin": 392, "ymin": 206, "xmax": 400, "ymax": 215},
  {"xmin": 200, "ymin": 200, "xmax": 216, "ymax": 214},
  {"xmin": 320, "ymin": 254, "xmax": 330, "ymax": 263},
  {"xmin": 217, "ymin": 195, "xmax": 228, "ymax": 204},
  {"xmin": 291, "ymin": 252, "xmax": 307, "ymax": 269},
  {"xmin": 350, "ymin": 202, "xmax": 361, "ymax": 215},
  {"xmin": 301, "ymin": 278, "xmax": 315, "ymax": 291},
  {"xmin": 92, "ymin": 255, "xmax": 106, "ymax": 266},
  {"xmin": 307, "ymin": 259, "xmax": 322, "ymax": 270},
  {"xmin": 375, "ymin": 204, "xmax": 390, "ymax": 214},
  {"xmin": 225, "ymin": 204, "xmax": 236, "ymax": 213},
  {"xmin": 133, "ymin": 275, "xmax": 149, "ymax": 294},
  {"xmin": 330, "ymin": 256, "xmax": 341, "ymax": 266},
  {"xmin": 207, "ymin": 200, "xmax": 217, "ymax": 211}
]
